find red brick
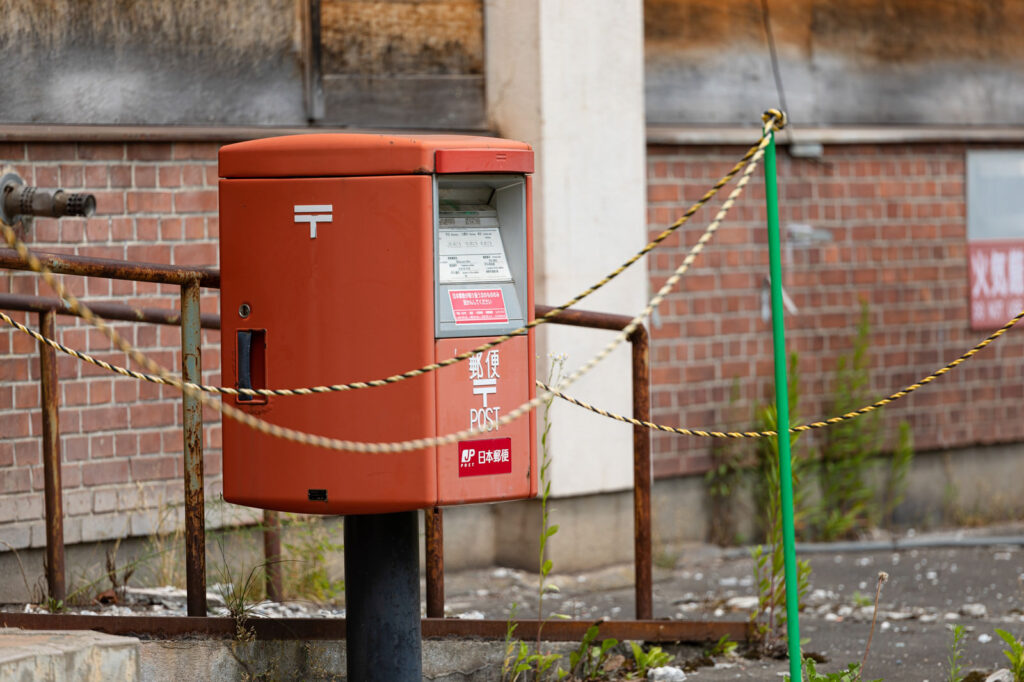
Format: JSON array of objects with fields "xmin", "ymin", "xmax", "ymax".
[
  {"xmin": 127, "ymin": 143, "xmax": 173, "ymax": 161},
  {"xmin": 134, "ymin": 164, "xmax": 157, "ymax": 188},
  {"xmin": 182, "ymin": 164, "xmax": 206, "ymax": 186},
  {"xmin": 77, "ymin": 143, "xmax": 125, "ymax": 161},
  {"xmin": 173, "ymin": 243, "xmax": 217, "ymax": 266},
  {"xmin": 172, "ymin": 142, "xmax": 219, "ymax": 161},
  {"xmin": 14, "ymin": 384, "xmax": 37, "ymax": 409},
  {"xmin": 0, "ymin": 469, "xmax": 32, "ymax": 494},
  {"xmin": 158, "ymin": 166, "xmax": 182, "ymax": 188},
  {"xmin": 159, "ymin": 217, "xmax": 184, "ymax": 241},
  {"xmin": 28, "ymin": 143, "xmax": 76, "ymax": 161},
  {"xmin": 131, "ymin": 455, "xmax": 177, "ymax": 481},
  {"xmin": 109, "ymin": 165, "xmax": 132, "ymax": 187},
  {"xmin": 0, "ymin": 411, "xmax": 30, "ymax": 438},
  {"xmin": 173, "ymin": 190, "xmax": 217, "ymax": 213},
  {"xmin": 81, "ymin": 460, "xmax": 130, "ymax": 486},
  {"xmin": 13, "ymin": 440, "xmax": 39, "ymax": 467},
  {"xmin": 130, "ymin": 402, "xmax": 176, "ymax": 428},
  {"xmin": 138, "ymin": 431, "xmax": 162, "ymax": 454},
  {"xmin": 34, "ymin": 166, "xmax": 59, "ymax": 187},
  {"xmin": 648, "ymin": 184, "xmax": 680, "ymax": 203},
  {"xmin": 60, "ymin": 164, "xmax": 84, "ymax": 188},
  {"xmin": 83, "ymin": 165, "xmax": 108, "ymax": 188},
  {"xmin": 81, "ymin": 406, "xmax": 126, "ymax": 433},
  {"xmin": 126, "ymin": 190, "xmax": 173, "ymax": 214},
  {"xmin": 0, "ymin": 142, "xmax": 26, "ymax": 160},
  {"xmin": 59, "ymin": 220, "xmax": 84, "ymax": 242}
]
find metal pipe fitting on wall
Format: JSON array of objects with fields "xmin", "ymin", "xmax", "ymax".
[{"xmin": 0, "ymin": 172, "xmax": 96, "ymax": 224}]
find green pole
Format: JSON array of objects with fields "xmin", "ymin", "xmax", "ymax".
[{"xmin": 764, "ymin": 127, "xmax": 803, "ymax": 680}]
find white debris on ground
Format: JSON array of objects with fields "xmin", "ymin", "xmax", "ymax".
[
  {"xmin": 647, "ymin": 666, "xmax": 687, "ymax": 681},
  {"xmin": 9, "ymin": 586, "xmax": 346, "ymax": 619}
]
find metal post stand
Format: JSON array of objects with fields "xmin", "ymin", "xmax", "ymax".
[{"xmin": 344, "ymin": 511, "xmax": 422, "ymax": 681}]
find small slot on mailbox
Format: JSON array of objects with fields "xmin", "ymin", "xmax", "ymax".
[
  {"xmin": 236, "ymin": 329, "xmax": 267, "ymax": 404},
  {"xmin": 308, "ymin": 489, "xmax": 328, "ymax": 502}
]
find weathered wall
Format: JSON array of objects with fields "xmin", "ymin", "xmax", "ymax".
[
  {"xmin": 645, "ymin": 0, "xmax": 1024, "ymax": 125},
  {"xmin": 0, "ymin": 0, "xmax": 487, "ymax": 130},
  {"xmin": 0, "ymin": 1, "xmax": 306, "ymax": 125},
  {"xmin": 320, "ymin": 0, "xmax": 486, "ymax": 129}
]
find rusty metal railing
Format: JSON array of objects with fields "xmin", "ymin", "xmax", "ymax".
[{"xmin": 0, "ymin": 248, "xmax": 668, "ymax": 629}]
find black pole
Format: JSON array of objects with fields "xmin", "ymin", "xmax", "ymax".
[{"xmin": 344, "ymin": 511, "xmax": 422, "ymax": 681}]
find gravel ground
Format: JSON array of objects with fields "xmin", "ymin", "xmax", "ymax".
[
  {"xmin": 441, "ymin": 526, "xmax": 1024, "ymax": 680},
  {"xmin": 4, "ymin": 525, "xmax": 1023, "ymax": 680}
]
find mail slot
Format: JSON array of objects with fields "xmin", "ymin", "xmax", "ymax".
[{"xmin": 218, "ymin": 134, "xmax": 537, "ymax": 514}]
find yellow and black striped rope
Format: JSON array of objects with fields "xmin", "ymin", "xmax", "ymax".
[
  {"xmin": 0, "ymin": 115, "xmax": 783, "ymax": 399},
  {"xmin": 0, "ymin": 114, "xmax": 779, "ymax": 451},
  {"xmin": 539, "ymin": 304, "xmax": 1024, "ymax": 438}
]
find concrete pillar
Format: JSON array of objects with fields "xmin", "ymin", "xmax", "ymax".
[{"xmin": 485, "ymin": 0, "xmax": 648, "ymax": 498}]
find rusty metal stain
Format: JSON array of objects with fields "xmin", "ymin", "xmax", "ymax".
[
  {"xmin": 39, "ymin": 309, "xmax": 66, "ymax": 604},
  {"xmin": 0, "ymin": 293, "xmax": 219, "ymax": 329},
  {"xmin": 321, "ymin": 0, "xmax": 484, "ymax": 75},
  {"xmin": 180, "ymin": 280, "xmax": 207, "ymax": 617},
  {"xmin": 0, "ymin": 612, "xmax": 751, "ymax": 643},
  {"xmin": 644, "ymin": 0, "xmax": 1024, "ymax": 63},
  {"xmin": 0, "ymin": 247, "xmax": 220, "ymax": 288}
]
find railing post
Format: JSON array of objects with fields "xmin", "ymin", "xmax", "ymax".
[
  {"xmin": 181, "ymin": 278, "xmax": 207, "ymax": 616},
  {"xmin": 38, "ymin": 309, "xmax": 66, "ymax": 604},
  {"xmin": 630, "ymin": 325, "xmax": 652, "ymax": 620},
  {"xmin": 424, "ymin": 506, "xmax": 445, "ymax": 618},
  {"xmin": 263, "ymin": 510, "xmax": 283, "ymax": 601}
]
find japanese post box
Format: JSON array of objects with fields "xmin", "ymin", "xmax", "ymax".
[{"xmin": 218, "ymin": 134, "xmax": 537, "ymax": 514}]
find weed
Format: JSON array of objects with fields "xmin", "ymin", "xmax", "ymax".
[
  {"xmin": 750, "ymin": 354, "xmax": 812, "ymax": 655},
  {"xmin": 537, "ymin": 355, "xmax": 567, "ymax": 628},
  {"xmin": 786, "ymin": 657, "xmax": 881, "ymax": 682},
  {"xmin": 282, "ymin": 514, "xmax": 344, "ymax": 603},
  {"xmin": 567, "ymin": 623, "xmax": 617, "ymax": 679},
  {"xmin": 947, "ymin": 623, "xmax": 967, "ymax": 682},
  {"xmin": 141, "ymin": 489, "xmax": 185, "ymax": 588},
  {"xmin": 104, "ymin": 537, "xmax": 136, "ymax": 602},
  {"xmin": 752, "ymin": 353, "xmax": 814, "ymax": 541},
  {"xmin": 0, "ymin": 540, "xmax": 38, "ymax": 604},
  {"xmin": 816, "ymin": 302, "xmax": 879, "ymax": 540},
  {"xmin": 535, "ymin": 353, "xmax": 569, "ymax": 664},
  {"xmin": 995, "ymin": 628, "xmax": 1024, "ymax": 682},
  {"xmin": 860, "ymin": 572, "xmax": 888, "ymax": 676},
  {"xmin": 850, "ymin": 591, "xmax": 873, "ymax": 608},
  {"xmin": 500, "ymin": 604, "xmax": 570, "ymax": 682},
  {"xmin": 501, "ymin": 354, "xmax": 572, "ymax": 681},
  {"xmin": 501, "ymin": 606, "xmax": 531, "ymax": 681},
  {"xmin": 627, "ymin": 640, "xmax": 672, "ymax": 679},
  {"xmin": 706, "ymin": 634, "xmax": 738, "ymax": 658},
  {"xmin": 212, "ymin": 538, "xmax": 263, "ymax": 642}
]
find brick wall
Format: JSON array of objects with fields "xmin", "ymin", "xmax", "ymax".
[
  {"xmin": 3, "ymin": 138, "xmax": 1023, "ymax": 551},
  {"xmin": 646, "ymin": 142, "xmax": 1024, "ymax": 478},
  {"xmin": 0, "ymin": 141, "xmax": 227, "ymax": 550}
]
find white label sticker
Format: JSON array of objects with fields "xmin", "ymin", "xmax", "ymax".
[{"xmin": 439, "ymin": 226, "xmax": 512, "ymax": 283}]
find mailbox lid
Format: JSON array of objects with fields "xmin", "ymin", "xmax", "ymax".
[{"xmin": 219, "ymin": 133, "xmax": 533, "ymax": 179}]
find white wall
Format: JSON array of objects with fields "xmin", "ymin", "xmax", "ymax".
[{"xmin": 485, "ymin": 0, "xmax": 648, "ymax": 497}]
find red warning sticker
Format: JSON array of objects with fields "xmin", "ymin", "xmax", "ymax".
[
  {"xmin": 449, "ymin": 289, "xmax": 508, "ymax": 325},
  {"xmin": 458, "ymin": 438, "xmax": 512, "ymax": 477}
]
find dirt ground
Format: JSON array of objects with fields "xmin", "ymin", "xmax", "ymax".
[{"xmin": 442, "ymin": 524, "xmax": 1024, "ymax": 680}]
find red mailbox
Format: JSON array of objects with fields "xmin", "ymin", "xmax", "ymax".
[{"xmin": 218, "ymin": 134, "xmax": 537, "ymax": 514}]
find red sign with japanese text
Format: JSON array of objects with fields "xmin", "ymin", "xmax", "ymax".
[
  {"xmin": 969, "ymin": 240, "xmax": 1024, "ymax": 330},
  {"xmin": 458, "ymin": 438, "xmax": 512, "ymax": 477},
  {"xmin": 449, "ymin": 289, "xmax": 508, "ymax": 325}
]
